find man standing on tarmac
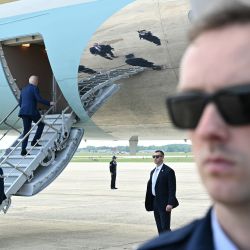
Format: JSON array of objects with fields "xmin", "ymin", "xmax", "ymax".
[
  {"xmin": 110, "ymin": 156, "xmax": 118, "ymax": 189},
  {"xmin": 138, "ymin": 3, "xmax": 250, "ymax": 250},
  {"xmin": 145, "ymin": 150, "xmax": 179, "ymax": 234}
]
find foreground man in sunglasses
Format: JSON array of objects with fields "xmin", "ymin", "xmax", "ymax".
[
  {"xmin": 138, "ymin": 3, "xmax": 250, "ymax": 250},
  {"xmin": 145, "ymin": 150, "xmax": 179, "ymax": 234}
]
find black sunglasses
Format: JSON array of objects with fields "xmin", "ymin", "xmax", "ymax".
[
  {"xmin": 166, "ymin": 83, "xmax": 250, "ymax": 129},
  {"xmin": 152, "ymin": 155, "xmax": 162, "ymax": 159}
]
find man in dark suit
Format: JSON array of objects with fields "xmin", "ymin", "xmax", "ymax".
[
  {"xmin": 125, "ymin": 54, "xmax": 162, "ymax": 70},
  {"xmin": 19, "ymin": 75, "xmax": 54, "ymax": 156},
  {"xmin": 109, "ymin": 156, "xmax": 118, "ymax": 189},
  {"xmin": 78, "ymin": 65, "xmax": 97, "ymax": 75},
  {"xmin": 89, "ymin": 43, "xmax": 117, "ymax": 60},
  {"xmin": 0, "ymin": 167, "xmax": 6, "ymax": 205},
  {"xmin": 138, "ymin": 30, "xmax": 161, "ymax": 46},
  {"xmin": 138, "ymin": 209, "xmax": 214, "ymax": 250},
  {"xmin": 138, "ymin": 3, "xmax": 250, "ymax": 250},
  {"xmin": 145, "ymin": 150, "xmax": 178, "ymax": 234}
]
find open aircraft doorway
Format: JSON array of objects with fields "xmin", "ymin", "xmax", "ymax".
[
  {"xmin": 0, "ymin": 34, "xmax": 84, "ymax": 212},
  {"xmin": 0, "ymin": 34, "xmax": 67, "ymax": 113}
]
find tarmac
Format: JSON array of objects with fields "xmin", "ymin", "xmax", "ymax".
[{"xmin": 0, "ymin": 162, "xmax": 211, "ymax": 250}]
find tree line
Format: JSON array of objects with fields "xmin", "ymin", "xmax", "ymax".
[{"xmin": 79, "ymin": 144, "xmax": 192, "ymax": 153}]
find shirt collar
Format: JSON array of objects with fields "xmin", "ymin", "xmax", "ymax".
[
  {"xmin": 155, "ymin": 163, "xmax": 163, "ymax": 170},
  {"xmin": 211, "ymin": 208, "xmax": 238, "ymax": 250}
]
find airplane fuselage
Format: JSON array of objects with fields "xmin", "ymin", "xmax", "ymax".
[{"xmin": 0, "ymin": 0, "xmax": 190, "ymax": 141}]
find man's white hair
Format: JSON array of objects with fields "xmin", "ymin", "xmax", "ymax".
[{"xmin": 29, "ymin": 75, "xmax": 38, "ymax": 85}]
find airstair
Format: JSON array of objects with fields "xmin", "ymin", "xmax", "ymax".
[
  {"xmin": 0, "ymin": 105, "xmax": 83, "ymax": 213},
  {"xmin": 78, "ymin": 66, "xmax": 145, "ymax": 116},
  {"xmin": 0, "ymin": 65, "xmax": 144, "ymax": 213}
]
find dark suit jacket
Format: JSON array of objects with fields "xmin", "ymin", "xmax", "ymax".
[
  {"xmin": 125, "ymin": 58, "xmax": 154, "ymax": 68},
  {"xmin": 145, "ymin": 164, "xmax": 178, "ymax": 211},
  {"xmin": 19, "ymin": 84, "xmax": 50, "ymax": 117},
  {"xmin": 0, "ymin": 167, "xmax": 6, "ymax": 205},
  {"xmin": 89, "ymin": 45, "xmax": 113, "ymax": 56},
  {"xmin": 109, "ymin": 160, "xmax": 117, "ymax": 174},
  {"xmin": 137, "ymin": 209, "xmax": 214, "ymax": 250}
]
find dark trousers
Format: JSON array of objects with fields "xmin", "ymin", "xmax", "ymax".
[
  {"xmin": 153, "ymin": 200, "xmax": 171, "ymax": 234},
  {"xmin": 107, "ymin": 51, "xmax": 115, "ymax": 58},
  {"xmin": 111, "ymin": 173, "xmax": 116, "ymax": 188},
  {"xmin": 21, "ymin": 114, "xmax": 45, "ymax": 151},
  {"xmin": 0, "ymin": 168, "xmax": 6, "ymax": 205}
]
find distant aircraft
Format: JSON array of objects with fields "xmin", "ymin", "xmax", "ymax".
[{"xmin": 0, "ymin": 0, "xmax": 191, "ymax": 212}]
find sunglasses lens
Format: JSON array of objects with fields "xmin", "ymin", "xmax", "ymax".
[
  {"xmin": 217, "ymin": 92, "xmax": 250, "ymax": 125},
  {"xmin": 152, "ymin": 155, "xmax": 161, "ymax": 159},
  {"xmin": 167, "ymin": 94, "xmax": 206, "ymax": 129},
  {"xmin": 167, "ymin": 84, "xmax": 250, "ymax": 129}
]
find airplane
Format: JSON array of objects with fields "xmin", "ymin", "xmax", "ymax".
[{"xmin": 0, "ymin": 0, "xmax": 217, "ymax": 212}]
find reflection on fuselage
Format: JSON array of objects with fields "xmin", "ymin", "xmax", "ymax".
[
  {"xmin": 138, "ymin": 29, "xmax": 161, "ymax": 46},
  {"xmin": 78, "ymin": 0, "xmax": 190, "ymax": 140},
  {"xmin": 125, "ymin": 53, "xmax": 162, "ymax": 70},
  {"xmin": 89, "ymin": 43, "xmax": 117, "ymax": 60},
  {"xmin": 78, "ymin": 65, "xmax": 98, "ymax": 75}
]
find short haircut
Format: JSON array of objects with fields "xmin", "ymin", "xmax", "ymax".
[
  {"xmin": 189, "ymin": 3, "xmax": 250, "ymax": 42},
  {"xmin": 29, "ymin": 75, "xmax": 38, "ymax": 83},
  {"xmin": 155, "ymin": 150, "xmax": 164, "ymax": 156}
]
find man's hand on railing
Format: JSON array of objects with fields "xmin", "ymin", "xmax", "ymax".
[{"xmin": 50, "ymin": 102, "xmax": 55, "ymax": 106}]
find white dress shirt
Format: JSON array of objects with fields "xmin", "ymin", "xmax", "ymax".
[
  {"xmin": 211, "ymin": 209, "xmax": 238, "ymax": 250},
  {"xmin": 151, "ymin": 163, "xmax": 163, "ymax": 196}
]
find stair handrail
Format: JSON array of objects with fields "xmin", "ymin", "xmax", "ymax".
[
  {"xmin": 0, "ymin": 104, "xmax": 55, "ymax": 169},
  {"xmin": 0, "ymin": 105, "xmax": 22, "ymax": 141},
  {"xmin": 0, "ymin": 99, "xmax": 75, "ymax": 180},
  {"xmin": 0, "ymin": 105, "xmax": 19, "ymax": 126},
  {"xmin": 79, "ymin": 68, "xmax": 140, "ymax": 103},
  {"xmin": 0, "ymin": 107, "xmax": 58, "ymax": 183}
]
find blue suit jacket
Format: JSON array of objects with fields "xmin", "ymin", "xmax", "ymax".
[
  {"xmin": 137, "ymin": 209, "xmax": 214, "ymax": 250},
  {"xmin": 18, "ymin": 84, "xmax": 50, "ymax": 117}
]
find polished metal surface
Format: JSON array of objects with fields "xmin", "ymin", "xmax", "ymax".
[{"xmin": 78, "ymin": 0, "xmax": 190, "ymax": 140}]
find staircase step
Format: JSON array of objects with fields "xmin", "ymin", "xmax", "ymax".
[
  {"xmin": 4, "ymin": 182, "xmax": 12, "ymax": 188},
  {"xmin": 44, "ymin": 114, "xmax": 71, "ymax": 119},
  {"xmin": 17, "ymin": 138, "xmax": 49, "ymax": 143},
  {"xmin": 10, "ymin": 146, "xmax": 41, "ymax": 151},
  {"xmin": 1, "ymin": 163, "xmax": 26, "ymax": 168},
  {"xmin": 2, "ymin": 167, "xmax": 26, "ymax": 175},
  {"xmin": 8, "ymin": 147, "xmax": 41, "ymax": 156},
  {"xmin": 5, "ymin": 154, "xmax": 36, "ymax": 159},
  {"xmin": 1, "ymin": 156, "xmax": 36, "ymax": 166},
  {"xmin": 28, "ymin": 130, "xmax": 58, "ymax": 137},
  {"xmin": 41, "ymin": 120, "xmax": 65, "ymax": 125},
  {"xmin": 4, "ymin": 174, "xmax": 21, "ymax": 183},
  {"xmin": 31, "ymin": 128, "xmax": 59, "ymax": 133}
]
